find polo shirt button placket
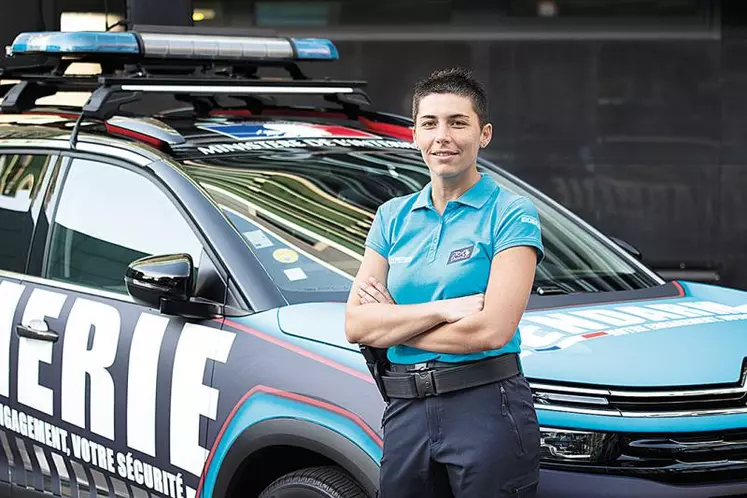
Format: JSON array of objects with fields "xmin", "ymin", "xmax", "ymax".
[{"xmin": 429, "ymin": 217, "xmax": 444, "ymax": 263}]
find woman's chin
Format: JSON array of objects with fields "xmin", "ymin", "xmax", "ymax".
[{"xmin": 430, "ymin": 164, "xmax": 470, "ymax": 179}]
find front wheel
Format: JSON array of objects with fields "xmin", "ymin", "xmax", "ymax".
[{"xmin": 259, "ymin": 466, "xmax": 368, "ymax": 498}]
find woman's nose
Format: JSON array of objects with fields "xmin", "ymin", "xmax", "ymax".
[{"xmin": 435, "ymin": 124, "xmax": 451, "ymax": 142}]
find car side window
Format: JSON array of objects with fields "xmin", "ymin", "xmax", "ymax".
[
  {"xmin": 0, "ymin": 154, "xmax": 56, "ymax": 273},
  {"xmin": 46, "ymin": 158, "xmax": 203, "ymax": 294}
]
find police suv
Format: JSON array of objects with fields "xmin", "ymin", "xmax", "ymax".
[{"xmin": 0, "ymin": 28, "xmax": 745, "ymax": 498}]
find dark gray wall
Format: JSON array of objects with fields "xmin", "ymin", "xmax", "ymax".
[
  {"xmin": 127, "ymin": 0, "xmax": 192, "ymax": 26},
  {"xmin": 718, "ymin": 12, "xmax": 747, "ymax": 290},
  {"xmin": 0, "ymin": 0, "xmax": 58, "ymax": 65}
]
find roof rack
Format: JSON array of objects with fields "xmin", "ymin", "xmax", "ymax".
[
  {"xmin": 0, "ymin": 29, "xmax": 372, "ymax": 144},
  {"xmin": 0, "ymin": 72, "xmax": 370, "ymax": 116}
]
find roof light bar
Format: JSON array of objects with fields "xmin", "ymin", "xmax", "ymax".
[
  {"xmin": 8, "ymin": 31, "xmax": 340, "ymax": 61},
  {"xmin": 290, "ymin": 38, "xmax": 339, "ymax": 60},
  {"xmin": 139, "ymin": 33, "xmax": 293, "ymax": 59},
  {"xmin": 9, "ymin": 32, "xmax": 139, "ymax": 56}
]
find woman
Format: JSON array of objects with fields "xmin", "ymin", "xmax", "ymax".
[{"xmin": 345, "ymin": 68, "xmax": 543, "ymax": 498}]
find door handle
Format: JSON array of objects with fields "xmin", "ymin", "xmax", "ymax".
[{"xmin": 16, "ymin": 319, "xmax": 59, "ymax": 342}]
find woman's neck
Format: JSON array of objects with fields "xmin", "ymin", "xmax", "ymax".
[{"xmin": 430, "ymin": 168, "xmax": 481, "ymax": 214}]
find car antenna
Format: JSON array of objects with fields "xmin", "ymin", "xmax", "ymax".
[
  {"xmin": 70, "ymin": 0, "xmax": 128, "ymax": 150},
  {"xmin": 69, "ymin": 110, "xmax": 87, "ymax": 150}
]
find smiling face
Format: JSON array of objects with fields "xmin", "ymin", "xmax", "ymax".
[{"xmin": 412, "ymin": 93, "xmax": 492, "ymax": 181}]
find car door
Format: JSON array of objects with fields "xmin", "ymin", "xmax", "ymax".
[
  {"xmin": 0, "ymin": 151, "xmax": 61, "ymax": 498},
  {"xmin": 10, "ymin": 156, "xmax": 238, "ymax": 498}
]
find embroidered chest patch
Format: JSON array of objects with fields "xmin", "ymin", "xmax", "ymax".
[{"xmin": 447, "ymin": 245, "xmax": 475, "ymax": 264}]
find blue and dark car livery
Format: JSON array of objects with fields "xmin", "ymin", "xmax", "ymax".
[{"xmin": 0, "ymin": 29, "xmax": 745, "ymax": 498}]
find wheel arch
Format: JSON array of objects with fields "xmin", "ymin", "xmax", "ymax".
[{"xmin": 210, "ymin": 418, "xmax": 379, "ymax": 498}]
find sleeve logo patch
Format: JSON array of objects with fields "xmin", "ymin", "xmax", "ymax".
[
  {"xmin": 389, "ymin": 256, "xmax": 414, "ymax": 265},
  {"xmin": 520, "ymin": 215, "xmax": 540, "ymax": 227},
  {"xmin": 447, "ymin": 245, "xmax": 475, "ymax": 264}
]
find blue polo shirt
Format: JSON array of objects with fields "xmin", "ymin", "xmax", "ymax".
[{"xmin": 365, "ymin": 173, "xmax": 544, "ymax": 364}]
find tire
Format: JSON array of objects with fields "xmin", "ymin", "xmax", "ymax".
[{"xmin": 258, "ymin": 466, "xmax": 368, "ymax": 498}]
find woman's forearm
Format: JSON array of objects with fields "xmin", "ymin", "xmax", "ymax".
[
  {"xmin": 404, "ymin": 312, "xmax": 514, "ymax": 354},
  {"xmin": 345, "ymin": 302, "xmax": 446, "ymax": 348}
]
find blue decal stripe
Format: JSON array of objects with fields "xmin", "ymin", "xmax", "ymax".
[{"xmin": 538, "ymin": 408, "xmax": 747, "ymax": 433}]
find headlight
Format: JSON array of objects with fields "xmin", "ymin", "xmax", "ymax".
[{"xmin": 540, "ymin": 428, "xmax": 619, "ymax": 463}]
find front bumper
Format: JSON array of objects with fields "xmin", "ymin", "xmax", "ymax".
[{"xmin": 538, "ymin": 469, "xmax": 747, "ymax": 498}]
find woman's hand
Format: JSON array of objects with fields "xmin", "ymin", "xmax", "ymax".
[
  {"xmin": 358, "ymin": 276, "xmax": 395, "ymax": 304},
  {"xmin": 441, "ymin": 294, "xmax": 485, "ymax": 323}
]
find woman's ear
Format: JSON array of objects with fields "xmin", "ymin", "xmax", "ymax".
[{"xmin": 480, "ymin": 123, "xmax": 493, "ymax": 148}]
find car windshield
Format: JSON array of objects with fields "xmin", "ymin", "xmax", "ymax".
[{"xmin": 180, "ymin": 149, "xmax": 662, "ymax": 304}]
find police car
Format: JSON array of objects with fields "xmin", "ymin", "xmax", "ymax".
[{"xmin": 0, "ymin": 28, "xmax": 745, "ymax": 498}]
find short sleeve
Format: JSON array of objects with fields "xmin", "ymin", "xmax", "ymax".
[
  {"xmin": 365, "ymin": 206, "xmax": 390, "ymax": 258},
  {"xmin": 493, "ymin": 197, "xmax": 545, "ymax": 264}
]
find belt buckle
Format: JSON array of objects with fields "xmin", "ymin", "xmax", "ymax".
[{"xmin": 414, "ymin": 370, "xmax": 437, "ymax": 397}]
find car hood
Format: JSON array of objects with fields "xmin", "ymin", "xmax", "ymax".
[{"xmin": 278, "ymin": 281, "xmax": 747, "ymax": 388}]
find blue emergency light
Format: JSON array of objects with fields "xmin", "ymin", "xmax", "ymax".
[{"xmin": 8, "ymin": 31, "xmax": 339, "ymax": 61}]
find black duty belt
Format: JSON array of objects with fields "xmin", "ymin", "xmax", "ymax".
[{"xmin": 381, "ymin": 353, "xmax": 521, "ymax": 399}]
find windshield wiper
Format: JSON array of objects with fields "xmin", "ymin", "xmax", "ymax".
[{"xmin": 532, "ymin": 283, "xmax": 569, "ymax": 296}]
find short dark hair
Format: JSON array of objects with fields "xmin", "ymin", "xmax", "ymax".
[{"xmin": 412, "ymin": 68, "xmax": 489, "ymax": 127}]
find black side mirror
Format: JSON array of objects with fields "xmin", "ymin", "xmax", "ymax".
[
  {"xmin": 125, "ymin": 253, "xmax": 222, "ymax": 319},
  {"xmin": 125, "ymin": 253, "xmax": 194, "ymax": 304},
  {"xmin": 609, "ymin": 236, "xmax": 643, "ymax": 261}
]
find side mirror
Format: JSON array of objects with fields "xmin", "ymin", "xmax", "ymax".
[
  {"xmin": 609, "ymin": 236, "xmax": 643, "ymax": 261},
  {"xmin": 125, "ymin": 253, "xmax": 222, "ymax": 319},
  {"xmin": 125, "ymin": 253, "xmax": 194, "ymax": 304}
]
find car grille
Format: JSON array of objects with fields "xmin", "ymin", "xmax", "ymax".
[
  {"xmin": 530, "ymin": 360, "xmax": 747, "ymax": 417},
  {"xmin": 532, "ymin": 361, "xmax": 747, "ymax": 484},
  {"xmin": 610, "ymin": 390, "xmax": 747, "ymax": 413},
  {"xmin": 544, "ymin": 430, "xmax": 747, "ymax": 485}
]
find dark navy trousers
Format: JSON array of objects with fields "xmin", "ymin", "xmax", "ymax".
[{"xmin": 379, "ymin": 373, "xmax": 540, "ymax": 498}]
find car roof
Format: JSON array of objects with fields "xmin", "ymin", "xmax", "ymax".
[
  {"xmin": 0, "ymin": 109, "xmax": 414, "ymax": 160},
  {"xmin": 0, "ymin": 110, "xmax": 416, "ymax": 162},
  {"xmin": 0, "ymin": 117, "xmax": 169, "ymax": 165}
]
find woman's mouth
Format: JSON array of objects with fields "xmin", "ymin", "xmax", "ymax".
[{"xmin": 432, "ymin": 150, "xmax": 458, "ymax": 157}]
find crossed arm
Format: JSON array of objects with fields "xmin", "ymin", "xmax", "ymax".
[{"xmin": 344, "ymin": 246, "xmax": 537, "ymax": 354}]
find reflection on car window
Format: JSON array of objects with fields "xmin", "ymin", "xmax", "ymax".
[
  {"xmin": 47, "ymin": 159, "xmax": 202, "ymax": 293},
  {"xmin": 182, "ymin": 150, "xmax": 659, "ymax": 304},
  {"xmin": 0, "ymin": 154, "xmax": 55, "ymax": 273}
]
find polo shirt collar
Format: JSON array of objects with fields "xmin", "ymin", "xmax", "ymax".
[
  {"xmin": 455, "ymin": 173, "xmax": 496, "ymax": 208},
  {"xmin": 412, "ymin": 184, "xmax": 433, "ymax": 211},
  {"xmin": 412, "ymin": 173, "xmax": 496, "ymax": 212}
]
